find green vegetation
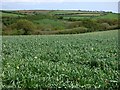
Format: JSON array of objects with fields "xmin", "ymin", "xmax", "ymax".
[
  {"xmin": 34, "ymin": 19, "xmax": 66, "ymax": 31},
  {"xmin": 12, "ymin": 19, "xmax": 36, "ymax": 35},
  {"xmin": 1, "ymin": 10, "xmax": 119, "ymax": 35},
  {"xmin": 95, "ymin": 13, "xmax": 118, "ymax": 19},
  {"xmin": 62, "ymin": 13, "xmax": 118, "ymax": 20},
  {"xmin": 2, "ymin": 30, "xmax": 119, "ymax": 89},
  {"xmin": 1, "ymin": 10, "xmax": 119, "ymax": 89},
  {"xmin": 2, "ymin": 12, "xmax": 24, "ymax": 17}
]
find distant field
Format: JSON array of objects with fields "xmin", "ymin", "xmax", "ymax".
[
  {"xmin": 16, "ymin": 10, "xmax": 51, "ymax": 13},
  {"xmin": 34, "ymin": 19, "xmax": 66, "ymax": 29},
  {"xmin": 62, "ymin": 13, "xmax": 118, "ymax": 20},
  {"xmin": 49, "ymin": 10, "xmax": 81, "ymax": 14},
  {"xmin": 2, "ymin": 30, "xmax": 119, "ymax": 89},
  {"xmin": 2, "ymin": 10, "xmax": 119, "ymax": 35},
  {"xmin": 94, "ymin": 13, "xmax": 118, "ymax": 19},
  {"xmin": 2, "ymin": 12, "xmax": 24, "ymax": 17},
  {"xmin": 50, "ymin": 10, "xmax": 101, "ymax": 14},
  {"xmin": 52, "ymin": 10, "xmax": 103, "ymax": 20},
  {"xmin": 2, "ymin": 10, "xmax": 117, "ymax": 19},
  {"xmin": 56, "ymin": 14, "xmax": 101, "ymax": 17},
  {"xmin": 1, "ymin": 10, "xmax": 117, "ymax": 20},
  {"xmin": 63, "ymin": 16, "xmax": 91, "ymax": 20}
]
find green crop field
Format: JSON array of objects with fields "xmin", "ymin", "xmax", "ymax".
[
  {"xmin": 34, "ymin": 19, "xmax": 66, "ymax": 30},
  {"xmin": 2, "ymin": 12, "xmax": 24, "ymax": 17},
  {"xmin": 63, "ymin": 13, "xmax": 118, "ymax": 20},
  {"xmin": 49, "ymin": 10, "xmax": 100, "ymax": 15},
  {"xmin": 95, "ymin": 13, "xmax": 118, "ymax": 19},
  {"xmin": 2, "ymin": 30, "xmax": 119, "ymax": 89}
]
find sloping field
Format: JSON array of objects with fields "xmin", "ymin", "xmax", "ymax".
[
  {"xmin": 95, "ymin": 13, "xmax": 118, "ymax": 19},
  {"xmin": 2, "ymin": 30, "xmax": 119, "ymax": 89},
  {"xmin": 2, "ymin": 12, "xmax": 24, "ymax": 17}
]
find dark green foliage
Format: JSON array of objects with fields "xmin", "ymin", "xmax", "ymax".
[
  {"xmin": 12, "ymin": 19, "xmax": 35, "ymax": 35},
  {"xmin": 56, "ymin": 27, "xmax": 88, "ymax": 34},
  {"xmin": 57, "ymin": 16, "xmax": 63, "ymax": 19},
  {"xmin": 2, "ymin": 17, "xmax": 18, "ymax": 26},
  {"xmin": 97, "ymin": 19, "xmax": 118, "ymax": 26},
  {"xmin": 3, "ymin": 19, "xmax": 35, "ymax": 35},
  {"xmin": 90, "ymin": 60, "xmax": 99, "ymax": 68},
  {"xmin": 82, "ymin": 19, "xmax": 99, "ymax": 32}
]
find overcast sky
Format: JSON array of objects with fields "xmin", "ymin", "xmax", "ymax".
[
  {"xmin": 1, "ymin": 0, "xmax": 119, "ymax": 13},
  {"xmin": 1, "ymin": 0, "xmax": 119, "ymax": 2}
]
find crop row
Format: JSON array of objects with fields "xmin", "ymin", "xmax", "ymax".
[{"xmin": 2, "ymin": 30, "xmax": 119, "ymax": 89}]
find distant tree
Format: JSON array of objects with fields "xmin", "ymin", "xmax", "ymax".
[
  {"xmin": 58, "ymin": 16, "xmax": 63, "ymax": 19},
  {"xmin": 15, "ymin": 19, "xmax": 35, "ymax": 35},
  {"xmin": 82, "ymin": 19, "xmax": 99, "ymax": 31},
  {"xmin": 68, "ymin": 17, "xmax": 74, "ymax": 21}
]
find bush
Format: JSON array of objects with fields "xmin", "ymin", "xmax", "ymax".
[
  {"xmin": 67, "ymin": 21, "xmax": 83, "ymax": 29},
  {"xmin": 68, "ymin": 17, "xmax": 78, "ymax": 21},
  {"xmin": 99, "ymin": 23, "xmax": 110, "ymax": 30},
  {"xmin": 97, "ymin": 19, "xmax": 118, "ymax": 26},
  {"xmin": 2, "ymin": 27, "xmax": 12, "ymax": 35},
  {"xmin": 12, "ymin": 19, "xmax": 36, "ymax": 35},
  {"xmin": 57, "ymin": 16, "xmax": 63, "ymax": 19},
  {"xmin": 56, "ymin": 27, "xmax": 88, "ymax": 34},
  {"xmin": 36, "ymin": 24, "xmax": 52, "ymax": 31},
  {"xmin": 2, "ymin": 25, "xmax": 25, "ymax": 35},
  {"xmin": 82, "ymin": 19, "xmax": 99, "ymax": 32}
]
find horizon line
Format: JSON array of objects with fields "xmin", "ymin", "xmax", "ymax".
[{"xmin": 1, "ymin": 9, "xmax": 117, "ymax": 13}]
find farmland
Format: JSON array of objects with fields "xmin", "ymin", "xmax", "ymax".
[
  {"xmin": 2, "ymin": 12, "xmax": 24, "ymax": 17},
  {"xmin": 1, "ymin": 9, "xmax": 119, "ymax": 89},
  {"xmin": 1, "ymin": 10, "xmax": 119, "ymax": 35},
  {"xmin": 2, "ymin": 30, "xmax": 119, "ymax": 89}
]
